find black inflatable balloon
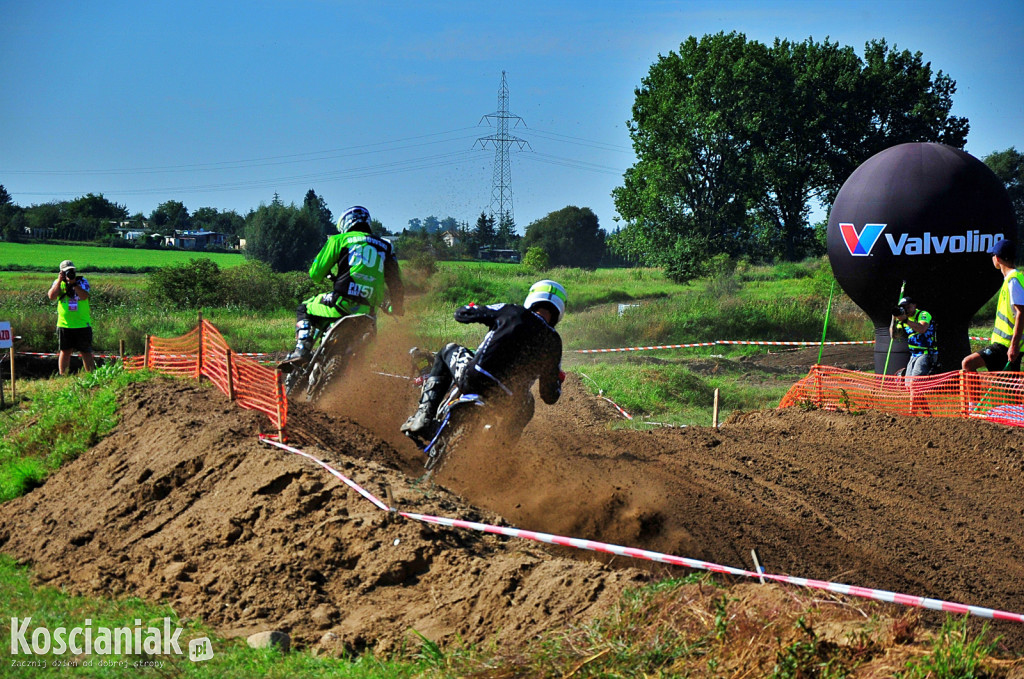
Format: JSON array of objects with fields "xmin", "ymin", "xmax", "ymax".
[{"xmin": 827, "ymin": 143, "xmax": 1015, "ymax": 374}]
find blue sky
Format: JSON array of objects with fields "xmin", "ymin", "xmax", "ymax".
[{"xmin": 1, "ymin": 0, "xmax": 1021, "ymax": 233}]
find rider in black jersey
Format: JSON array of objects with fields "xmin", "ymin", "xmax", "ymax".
[{"xmin": 401, "ymin": 280, "xmax": 567, "ymax": 442}]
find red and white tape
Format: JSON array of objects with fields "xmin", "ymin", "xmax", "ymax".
[
  {"xmin": 260, "ymin": 435, "xmax": 390, "ymax": 511},
  {"xmin": 574, "ymin": 340, "xmax": 873, "ymax": 354},
  {"xmin": 257, "ymin": 435, "xmax": 1024, "ymax": 625}
]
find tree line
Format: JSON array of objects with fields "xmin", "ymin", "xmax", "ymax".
[{"xmin": 0, "ymin": 182, "xmax": 611, "ymax": 272}]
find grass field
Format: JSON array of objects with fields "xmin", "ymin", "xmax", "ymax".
[{"xmin": 0, "ymin": 242, "xmax": 245, "ymax": 272}]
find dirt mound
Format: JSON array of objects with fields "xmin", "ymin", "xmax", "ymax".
[
  {"xmin": 2, "ymin": 361, "xmax": 1024, "ymax": 654},
  {"xmin": 0, "ymin": 379, "xmax": 647, "ymax": 654}
]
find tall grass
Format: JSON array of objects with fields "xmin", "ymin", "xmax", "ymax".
[{"xmin": 578, "ymin": 358, "xmax": 798, "ymax": 426}]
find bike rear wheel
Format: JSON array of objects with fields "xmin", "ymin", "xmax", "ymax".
[
  {"xmin": 305, "ymin": 320, "xmax": 376, "ymax": 403},
  {"xmin": 424, "ymin": 410, "xmax": 471, "ymax": 478}
]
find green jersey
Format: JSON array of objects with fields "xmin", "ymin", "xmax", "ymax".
[{"xmin": 305, "ymin": 231, "xmax": 401, "ymax": 317}]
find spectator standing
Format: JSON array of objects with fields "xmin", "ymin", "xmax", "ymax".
[
  {"xmin": 962, "ymin": 239, "xmax": 1023, "ymax": 373},
  {"xmin": 46, "ymin": 260, "xmax": 95, "ymax": 375},
  {"xmin": 889, "ymin": 296, "xmax": 937, "ymax": 376}
]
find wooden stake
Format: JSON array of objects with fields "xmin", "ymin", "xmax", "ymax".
[
  {"xmin": 712, "ymin": 388, "xmax": 720, "ymax": 428},
  {"xmin": 144, "ymin": 335, "xmax": 151, "ymax": 369},
  {"xmin": 119, "ymin": 338, "xmax": 125, "ymax": 357},
  {"xmin": 275, "ymin": 370, "xmax": 285, "ymax": 441},
  {"xmin": 385, "ymin": 484, "xmax": 396, "ymax": 510},
  {"xmin": 9, "ymin": 346, "xmax": 14, "ymax": 402},
  {"xmin": 225, "ymin": 349, "xmax": 235, "ymax": 401},
  {"xmin": 751, "ymin": 549, "xmax": 766, "ymax": 584}
]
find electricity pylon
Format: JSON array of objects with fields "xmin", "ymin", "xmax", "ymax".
[{"xmin": 476, "ymin": 71, "xmax": 530, "ymax": 228}]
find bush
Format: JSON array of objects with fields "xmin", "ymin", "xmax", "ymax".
[
  {"xmin": 408, "ymin": 251, "xmax": 438, "ymax": 278},
  {"xmin": 522, "ymin": 246, "xmax": 550, "ymax": 272},
  {"xmin": 146, "ymin": 258, "xmax": 223, "ymax": 308}
]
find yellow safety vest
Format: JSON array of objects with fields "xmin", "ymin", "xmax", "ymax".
[
  {"xmin": 991, "ymin": 269, "xmax": 1024, "ymax": 348},
  {"xmin": 56, "ymin": 280, "xmax": 91, "ymax": 329}
]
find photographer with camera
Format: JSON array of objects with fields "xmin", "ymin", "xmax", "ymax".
[
  {"xmin": 46, "ymin": 260, "xmax": 95, "ymax": 375},
  {"xmin": 889, "ymin": 296, "xmax": 937, "ymax": 377}
]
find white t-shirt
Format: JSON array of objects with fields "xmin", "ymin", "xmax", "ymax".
[{"xmin": 1007, "ymin": 269, "xmax": 1024, "ymax": 307}]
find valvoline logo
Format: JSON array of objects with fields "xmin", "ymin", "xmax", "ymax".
[
  {"xmin": 839, "ymin": 223, "xmax": 887, "ymax": 256},
  {"xmin": 840, "ymin": 223, "xmax": 1004, "ymax": 257}
]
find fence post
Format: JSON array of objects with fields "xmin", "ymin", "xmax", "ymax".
[
  {"xmin": 9, "ymin": 346, "xmax": 15, "ymax": 402},
  {"xmin": 119, "ymin": 339, "xmax": 125, "ymax": 358},
  {"xmin": 814, "ymin": 366, "xmax": 823, "ymax": 407},
  {"xmin": 196, "ymin": 312, "xmax": 204, "ymax": 380},
  {"xmin": 712, "ymin": 388, "xmax": 720, "ymax": 429},
  {"xmin": 276, "ymin": 370, "xmax": 286, "ymax": 440},
  {"xmin": 144, "ymin": 335, "xmax": 151, "ymax": 369},
  {"xmin": 226, "ymin": 349, "xmax": 235, "ymax": 401},
  {"xmin": 958, "ymin": 369, "xmax": 968, "ymax": 417}
]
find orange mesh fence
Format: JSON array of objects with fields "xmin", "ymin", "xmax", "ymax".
[
  {"xmin": 779, "ymin": 365, "xmax": 1024, "ymax": 427},
  {"xmin": 126, "ymin": 320, "xmax": 287, "ymax": 434}
]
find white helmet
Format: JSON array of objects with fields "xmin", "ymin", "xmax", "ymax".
[
  {"xmin": 338, "ymin": 205, "xmax": 371, "ymax": 233},
  {"xmin": 524, "ymin": 279, "xmax": 567, "ymax": 326}
]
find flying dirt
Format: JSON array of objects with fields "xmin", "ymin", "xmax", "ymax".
[{"xmin": 1, "ymin": 344, "xmax": 1023, "ymax": 656}]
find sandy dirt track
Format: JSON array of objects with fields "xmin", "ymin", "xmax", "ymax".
[{"xmin": 1, "ymin": 345, "xmax": 1023, "ymax": 655}]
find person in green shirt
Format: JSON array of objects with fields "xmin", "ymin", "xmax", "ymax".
[
  {"xmin": 46, "ymin": 260, "xmax": 95, "ymax": 375},
  {"xmin": 281, "ymin": 206, "xmax": 404, "ymax": 366}
]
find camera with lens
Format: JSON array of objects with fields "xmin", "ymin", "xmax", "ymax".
[{"xmin": 890, "ymin": 304, "xmax": 907, "ymax": 317}]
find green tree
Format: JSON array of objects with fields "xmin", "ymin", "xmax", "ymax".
[
  {"xmin": 473, "ymin": 212, "xmax": 496, "ymax": 254},
  {"xmin": 64, "ymin": 193, "xmax": 128, "ymax": 222},
  {"xmin": 150, "ymin": 200, "xmax": 191, "ymax": 231},
  {"xmin": 496, "ymin": 214, "xmax": 517, "ymax": 249},
  {"xmin": 984, "ymin": 147, "xmax": 1024, "ymax": 242},
  {"xmin": 852, "ymin": 39, "xmax": 969, "ymax": 171},
  {"xmin": 25, "ymin": 202, "xmax": 61, "ymax": 238},
  {"xmin": 746, "ymin": 38, "xmax": 862, "ymax": 261},
  {"xmin": 612, "ymin": 32, "xmax": 758, "ymax": 282},
  {"xmin": 613, "ymin": 32, "xmax": 971, "ymax": 281},
  {"xmin": 244, "ymin": 199, "xmax": 322, "ymax": 272},
  {"xmin": 302, "ymin": 189, "xmax": 334, "ymax": 242},
  {"xmin": 522, "ymin": 206, "xmax": 605, "ymax": 269},
  {"xmin": 0, "ymin": 185, "xmax": 21, "ymax": 241}
]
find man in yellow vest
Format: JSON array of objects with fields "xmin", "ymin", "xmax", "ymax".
[
  {"xmin": 962, "ymin": 239, "xmax": 1023, "ymax": 373},
  {"xmin": 46, "ymin": 260, "xmax": 95, "ymax": 375}
]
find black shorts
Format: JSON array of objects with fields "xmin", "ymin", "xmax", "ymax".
[
  {"xmin": 57, "ymin": 326, "xmax": 93, "ymax": 354},
  {"xmin": 979, "ymin": 343, "xmax": 1021, "ymax": 372}
]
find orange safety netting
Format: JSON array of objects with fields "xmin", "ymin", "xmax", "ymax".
[
  {"xmin": 125, "ymin": 320, "xmax": 287, "ymax": 434},
  {"xmin": 779, "ymin": 365, "xmax": 1024, "ymax": 427}
]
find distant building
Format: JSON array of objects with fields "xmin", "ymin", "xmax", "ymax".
[
  {"xmin": 441, "ymin": 230, "xmax": 460, "ymax": 248},
  {"xmin": 478, "ymin": 248, "xmax": 521, "ymax": 263},
  {"xmin": 164, "ymin": 229, "xmax": 229, "ymax": 250}
]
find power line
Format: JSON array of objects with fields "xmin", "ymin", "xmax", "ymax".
[{"xmin": 0, "ymin": 127, "xmax": 484, "ymax": 175}]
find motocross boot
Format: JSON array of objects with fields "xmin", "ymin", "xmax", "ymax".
[
  {"xmin": 280, "ymin": 339, "xmax": 312, "ymax": 368},
  {"xmin": 401, "ymin": 376, "xmax": 446, "ymax": 437},
  {"xmin": 280, "ymin": 320, "xmax": 315, "ymax": 368}
]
